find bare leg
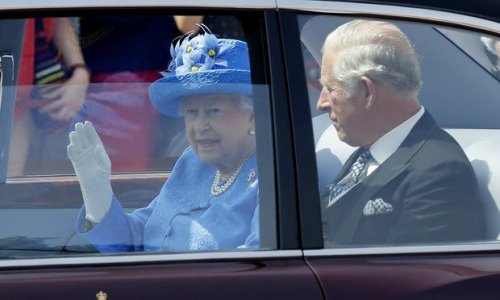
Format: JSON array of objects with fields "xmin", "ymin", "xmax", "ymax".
[{"xmin": 7, "ymin": 111, "xmax": 35, "ymax": 177}]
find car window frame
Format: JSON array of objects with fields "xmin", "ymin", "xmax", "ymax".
[
  {"xmin": 279, "ymin": 1, "xmax": 500, "ymax": 256},
  {"xmin": 0, "ymin": 4, "xmax": 297, "ymax": 269}
]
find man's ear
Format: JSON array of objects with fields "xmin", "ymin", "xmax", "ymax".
[{"xmin": 360, "ymin": 76, "xmax": 376, "ymax": 108}]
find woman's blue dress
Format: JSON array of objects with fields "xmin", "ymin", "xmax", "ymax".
[{"xmin": 76, "ymin": 147, "xmax": 259, "ymax": 252}]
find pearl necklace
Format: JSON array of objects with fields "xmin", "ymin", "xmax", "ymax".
[{"xmin": 211, "ymin": 148, "xmax": 255, "ymax": 196}]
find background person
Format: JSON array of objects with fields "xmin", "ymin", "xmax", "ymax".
[
  {"xmin": 76, "ymin": 16, "xmax": 202, "ymax": 172},
  {"xmin": 68, "ymin": 29, "xmax": 259, "ymax": 252},
  {"xmin": 317, "ymin": 19, "xmax": 486, "ymax": 246},
  {"xmin": 8, "ymin": 17, "xmax": 89, "ymax": 176}
]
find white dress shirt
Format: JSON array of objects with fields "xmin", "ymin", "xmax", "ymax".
[{"xmin": 366, "ymin": 107, "xmax": 425, "ymax": 176}]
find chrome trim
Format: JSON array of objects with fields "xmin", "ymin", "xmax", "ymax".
[
  {"xmin": 6, "ymin": 172, "xmax": 170, "ymax": 184},
  {"xmin": 304, "ymin": 242, "xmax": 500, "ymax": 257},
  {"xmin": 278, "ymin": 0, "xmax": 500, "ymax": 34},
  {"xmin": 0, "ymin": 0, "xmax": 276, "ymax": 10},
  {"xmin": 0, "ymin": 250, "xmax": 302, "ymax": 268},
  {"xmin": 0, "ymin": 1, "xmax": 496, "ymax": 31}
]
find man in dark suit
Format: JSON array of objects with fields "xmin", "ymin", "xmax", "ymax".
[{"xmin": 317, "ymin": 19, "xmax": 486, "ymax": 246}]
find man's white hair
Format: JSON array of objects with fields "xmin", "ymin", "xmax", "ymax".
[{"xmin": 323, "ymin": 19, "xmax": 422, "ymax": 97}]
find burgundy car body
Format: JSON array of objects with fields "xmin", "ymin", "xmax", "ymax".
[{"xmin": 0, "ymin": 0, "xmax": 498, "ymax": 298}]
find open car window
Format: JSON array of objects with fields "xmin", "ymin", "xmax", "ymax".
[
  {"xmin": 0, "ymin": 12, "xmax": 276, "ymax": 258},
  {"xmin": 300, "ymin": 15, "xmax": 500, "ymax": 248}
]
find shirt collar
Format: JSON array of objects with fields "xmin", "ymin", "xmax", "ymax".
[{"xmin": 369, "ymin": 106, "xmax": 425, "ymax": 165}]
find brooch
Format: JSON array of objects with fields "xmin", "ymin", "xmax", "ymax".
[{"xmin": 247, "ymin": 168, "xmax": 256, "ymax": 185}]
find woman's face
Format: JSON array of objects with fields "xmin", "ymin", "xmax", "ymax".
[{"xmin": 182, "ymin": 94, "xmax": 255, "ymax": 173}]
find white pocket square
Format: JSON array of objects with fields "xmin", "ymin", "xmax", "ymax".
[{"xmin": 363, "ymin": 198, "xmax": 393, "ymax": 216}]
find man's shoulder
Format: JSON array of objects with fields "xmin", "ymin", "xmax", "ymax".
[
  {"xmin": 409, "ymin": 125, "xmax": 475, "ymax": 178},
  {"xmin": 424, "ymin": 126, "xmax": 468, "ymax": 157},
  {"xmin": 409, "ymin": 111, "xmax": 468, "ymax": 161}
]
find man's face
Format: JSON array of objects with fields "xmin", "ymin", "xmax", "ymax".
[{"xmin": 317, "ymin": 50, "xmax": 371, "ymax": 147}]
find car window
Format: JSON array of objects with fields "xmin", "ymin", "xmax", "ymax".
[
  {"xmin": 300, "ymin": 15, "xmax": 500, "ymax": 248},
  {"xmin": 0, "ymin": 12, "xmax": 276, "ymax": 258}
]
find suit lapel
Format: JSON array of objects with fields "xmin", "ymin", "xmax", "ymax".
[
  {"xmin": 332, "ymin": 162, "xmax": 410, "ymax": 244},
  {"xmin": 330, "ymin": 111, "xmax": 438, "ymax": 244}
]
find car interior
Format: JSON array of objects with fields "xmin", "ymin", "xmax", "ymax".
[
  {"xmin": 0, "ymin": 13, "xmax": 278, "ymax": 258},
  {"xmin": 0, "ymin": 11, "xmax": 498, "ymax": 258},
  {"xmin": 305, "ymin": 16, "xmax": 500, "ymax": 241}
]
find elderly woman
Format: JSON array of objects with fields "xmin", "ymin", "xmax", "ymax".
[{"xmin": 68, "ymin": 28, "xmax": 259, "ymax": 252}]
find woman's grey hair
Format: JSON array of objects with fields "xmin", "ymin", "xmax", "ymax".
[
  {"xmin": 178, "ymin": 94, "xmax": 254, "ymax": 115},
  {"xmin": 237, "ymin": 94, "xmax": 254, "ymax": 113},
  {"xmin": 323, "ymin": 19, "xmax": 422, "ymax": 97}
]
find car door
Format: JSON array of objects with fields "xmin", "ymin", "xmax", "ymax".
[
  {"xmin": 0, "ymin": 2, "xmax": 324, "ymax": 298},
  {"xmin": 279, "ymin": 0, "xmax": 500, "ymax": 298}
]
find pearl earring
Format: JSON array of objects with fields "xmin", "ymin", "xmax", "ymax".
[{"xmin": 248, "ymin": 128, "xmax": 255, "ymax": 135}]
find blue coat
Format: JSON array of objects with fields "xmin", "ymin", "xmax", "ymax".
[{"xmin": 76, "ymin": 147, "xmax": 259, "ymax": 252}]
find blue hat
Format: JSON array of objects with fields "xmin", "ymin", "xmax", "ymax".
[{"xmin": 149, "ymin": 27, "xmax": 252, "ymax": 116}]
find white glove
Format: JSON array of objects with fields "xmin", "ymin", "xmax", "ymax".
[{"xmin": 67, "ymin": 121, "xmax": 113, "ymax": 223}]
